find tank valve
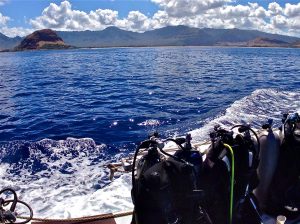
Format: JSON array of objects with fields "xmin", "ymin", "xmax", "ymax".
[{"xmin": 262, "ymin": 119, "xmax": 273, "ymax": 130}]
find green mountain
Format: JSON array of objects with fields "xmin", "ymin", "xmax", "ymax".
[
  {"xmin": 57, "ymin": 27, "xmax": 138, "ymax": 48},
  {"xmin": 57, "ymin": 26, "xmax": 300, "ymax": 48},
  {"xmin": 0, "ymin": 33, "xmax": 22, "ymax": 51},
  {"xmin": 1, "ymin": 26, "xmax": 300, "ymax": 50}
]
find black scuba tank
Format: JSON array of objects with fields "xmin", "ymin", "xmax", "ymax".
[
  {"xmin": 131, "ymin": 134, "xmax": 208, "ymax": 224},
  {"xmin": 202, "ymin": 125, "xmax": 262, "ymax": 224},
  {"xmin": 131, "ymin": 135, "xmax": 184, "ymax": 224},
  {"xmin": 202, "ymin": 126, "xmax": 234, "ymax": 224},
  {"xmin": 172, "ymin": 134, "xmax": 207, "ymax": 224},
  {"xmin": 266, "ymin": 113, "xmax": 300, "ymax": 219}
]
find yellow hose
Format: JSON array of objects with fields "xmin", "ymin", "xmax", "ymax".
[{"xmin": 223, "ymin": 143, "xmax": 235, "ymax": 224}]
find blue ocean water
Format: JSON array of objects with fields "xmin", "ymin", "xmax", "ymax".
[
  {"xmin": 1, "ymin": 47, "xmax": 299, "ymax": 144},
  {"xmin": 0, "ymin": 47, "xmax": 300, "ymax": 217}
]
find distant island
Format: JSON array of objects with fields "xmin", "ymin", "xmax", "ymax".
[{"xmin": 1, "ymin": 25, "xmax": 300, "ymax": 52}]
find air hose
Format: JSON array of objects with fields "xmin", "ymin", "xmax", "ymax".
[
  {"xmin": 223, "ymin": 143, "xmax": 235, "ymax": 224},
  {"xmin": 131, "ymin": 140, "xmax": 157, "ymax": 187}
]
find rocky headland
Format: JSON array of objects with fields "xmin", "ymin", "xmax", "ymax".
[{"xmin": 14, "ymin": 29, "xmax": 71, "ymax": 51}]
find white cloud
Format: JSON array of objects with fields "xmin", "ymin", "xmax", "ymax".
[
  {"xmin": 90, "ymin": 9, "xmax": 118, "ymax": 25},
  {"xmin": 268, "ymin": 2, "xmax": 283, "ymax": 15},
  {"xmin": 219, "ymin": 5, "xmax": 251, "ymax": 18},
  {"xmin": 271, "ymin": 15, "xmax": 288, "ymax": 29},
  {"xmin": 152, "ymin": 10, "xmax": 169, "ymax": 26},
  {"xmin": 0, "ymin": 26, "xmax": 33, "ymax": 37},
  {"xmin": 0, "ymin": 12, "xmax": 9, "ymax": 26},
  {"xmin": 119, "ymin": 11, "xmax": 150, "ymax": 31},
  {"xmin": 266, "ymin": 2, "xmax": 300, "ymax": 34},
  {"xmin": 29, "ymin": 1, "xmax": 152, "ymax": 32},
  {"xmin": 247, "ymin": 3, "xmax": 267, "ymax": 18},
  {"xmin": 30, "ymin": 1, "xmax": 90, "ymax": 30},
  {"xmin": 0, "ymin": 12, "xmax": 33, "ymax": 37},
  {"xmin": 151, "ymin": 0, "xmax": 232, "ymax": 17},
  {"xmin": 284, "ymin": 2, "xmax": 300, "ymax": 17},
  {"xmin": 144, "ymin": 3, "xmax": 269, "ymax": 32}
]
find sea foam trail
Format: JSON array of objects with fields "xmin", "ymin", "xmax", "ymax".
[
  {"xmin": 190, "ymin": 88, "xmax": 300, "ymax": 142},
  {"xmin": 0, "ymin": 138, "xmax": 130, "ymax": 218},
  {"xmin": 0, "ymin": 88, "xmax": 300, "ymax": 218}
]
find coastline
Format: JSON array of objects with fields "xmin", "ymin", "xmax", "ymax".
[{"xmin": 1, "ymin": 44, "xmax": 299, "ymax": 54}]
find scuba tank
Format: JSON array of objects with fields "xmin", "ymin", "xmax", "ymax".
[
  {"xmin": 265, "ymin": 113, "xmax": 300, "ymax": 219},
  {"xmin": 202, "ymin": 124, "xmax": 262, "ymax": 224},
  {"xmin": 173, "ymin": 134, "xmax": 203, "ymax": 186},
  {"xmin": 131, "ymin": 133, "xmax": 209, "ymax": 224},
  {"xmin": 131, "ymin": 133, "xmax": 174, "ymax": 224},
  {"xmin": 172, "ymin": 134, "xmax": 210, "ymax": 223},
  {"xmin": 254, "ymin": 119, "xmax": 281, "ymax": 210}
]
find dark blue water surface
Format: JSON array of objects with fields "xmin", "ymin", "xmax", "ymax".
[{"xmin": 0, "ymin": 47, "xmax": 300, "ymax": 149}]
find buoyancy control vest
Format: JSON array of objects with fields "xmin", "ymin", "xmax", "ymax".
[
  {"xmin": 266, "ymin": 113, "xmax": 300, "ymax": 219},
  {"xmin": 131, "ymin": 134, "xmax": 209, "ymax": 224},
  {"xmin": 201, "ymin": 125, "xmax": 262, "ymax": 224}
]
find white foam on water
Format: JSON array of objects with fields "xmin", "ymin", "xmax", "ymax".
[
  {"xmin": 1, "ymin": 88, "xmax": 299, "ymax": 219},
  {"xmin": 23, "ymin": 173, "xmax": 133, "ymax": 218},
  {"xmin": 0, "ymin": 137, "xmax": 120, "ymax": 218},
  {"xmin": 190, "ymin": 89, "xmax": 300, "ymax": 142}
]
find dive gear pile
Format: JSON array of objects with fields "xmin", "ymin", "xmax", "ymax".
[
  {"xmin": 131, "ymin": 125, "xmax": 263, "ymax": 224},
  {"xmin": 131, "ymin": 115, "xmax": 300, "ymax": 223},
  {"xmin": 266, "ymin": 113, "xmax": 300, "ymax": 219},
  {"xmin": 131, "ymin": 133, "xmax": 208, "ymax": 224}
]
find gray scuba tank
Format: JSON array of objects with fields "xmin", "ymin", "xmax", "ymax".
[{"xmin": 254, "ymin": 119, "xmax": 282, "ymax": 210}]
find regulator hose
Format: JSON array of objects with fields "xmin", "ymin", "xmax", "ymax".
[
  {"xmin": 223, "ymin": 143, "xmax": 235, "ymax": 224},
  {"xmin": 160, "ymin": 138, "xmax": 188, "ymax": 164},
  {"xmin": 131, "ymin": 140, "xmax": 157, "ymax": 188}
]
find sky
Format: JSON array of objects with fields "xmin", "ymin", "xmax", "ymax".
[{"xmin": 0, "ymin": 0, "xmax": 300, "ymax": 37}]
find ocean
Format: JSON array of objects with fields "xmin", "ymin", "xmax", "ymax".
[{"xmin": 0, "ymin": 47, "xmax": 300, "ymax": 218}]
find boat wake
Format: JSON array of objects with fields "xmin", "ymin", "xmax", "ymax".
[
  {"xmin": 0, "ymin": 88, "xmax": 300, "ymax": 218},
  {"xmin": 190, "ymin": 88, "xmax": 300, "ymax": 141}
]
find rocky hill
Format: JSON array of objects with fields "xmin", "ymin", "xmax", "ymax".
[
  {"xmin": 15, "ymin": 29, "xmax": 70, "ymax": 51},
  {"xmin": 292, "ymin": 41, "xmax": 300, "ymax": 48},
  {"xmin": 247, "ymin": 37, "xmax": 290, "ymax": 47}
]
